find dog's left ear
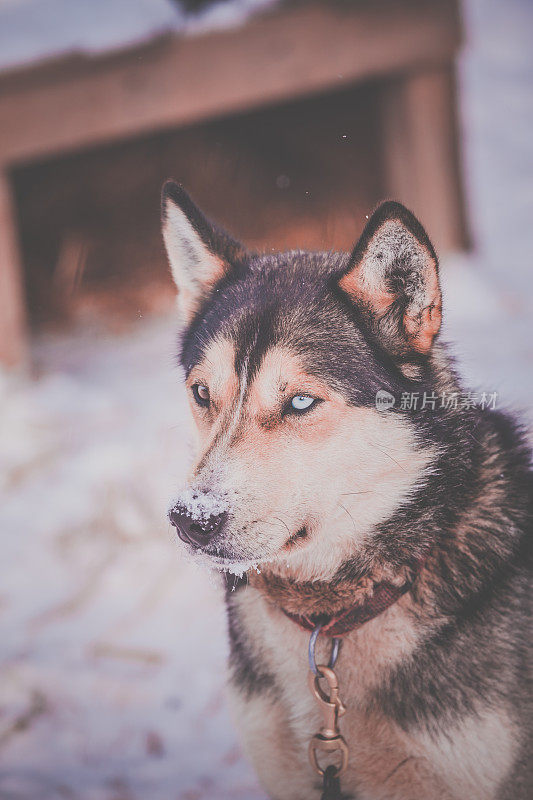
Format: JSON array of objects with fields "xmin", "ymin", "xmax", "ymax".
[
  {"xmin": 161, "ymin": 181, "xmax": 246, "ymax": 322},
  {"xmin": 338, "ymin": 201, "xmax": 442, "ymax": 357}
]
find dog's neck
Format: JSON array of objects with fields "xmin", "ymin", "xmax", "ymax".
[{"xmin": 246, "ymin": 558, "xmax": 420, "ymax": 628}]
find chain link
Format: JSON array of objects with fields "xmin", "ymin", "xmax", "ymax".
[{"xmin": 307, "ymin": 625, "xmax": 350, "ymax": 797}]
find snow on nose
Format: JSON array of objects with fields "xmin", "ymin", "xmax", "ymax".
[{"xmin": 168, "ymin": 489, "xmax": 229, "ymax": 548}]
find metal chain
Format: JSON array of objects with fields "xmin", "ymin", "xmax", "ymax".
[
  {"xmin": 308, "ymin": 624, "xmax": 341, "ymax": 676},
  {"xmin": 308, "ymin": 625, "xmax": 349, "ymax": 798}
]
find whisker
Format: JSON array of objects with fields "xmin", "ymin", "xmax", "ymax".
[
  {"xmin": 270, "ymin": 516, "xmax": 292, "ymax": 536},
  {"xmin": 338, "ymin": 502, "xmax": 357, "ymax": 535},
  {"xmin": 466, "ymin": 430, "xmax": 483, "ymax": 446},
  {"xmin": 384, "ymin": 756, "xmax": 420, "ymax": 784},
  {"xmin": 366, "ymin": 439, "xmax": 407, "ymax": 472}
]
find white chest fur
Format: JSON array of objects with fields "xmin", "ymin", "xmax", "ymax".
[{"xmin": 228, "ymin": 588, "xmax": 517, "ymax": 800}]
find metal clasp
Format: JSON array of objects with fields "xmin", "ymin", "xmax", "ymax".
[{"xmin": 308, "ymin": 664, "xmax": 349, "ymax": 777}]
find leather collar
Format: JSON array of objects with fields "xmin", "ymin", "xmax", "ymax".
[
  {"xmin": 279, "ymin": 575, "xmax": 415, "ymax": 637},
  {"xmin": 237, "ymin": 555, "xmax": 427, "ymax": 637}
]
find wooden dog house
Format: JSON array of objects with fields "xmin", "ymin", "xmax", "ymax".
[{"xmin": 0, "ymin": 0, "xmax": 467, "ymax": 367}]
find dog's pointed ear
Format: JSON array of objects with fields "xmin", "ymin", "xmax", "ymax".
[
  {"xmin": 338, "ymin": 202, "xmax": 442, "ymax": 358},
  {"xmin": 161, "ymin": 181, "xmax": 246, "ymax": 321}
]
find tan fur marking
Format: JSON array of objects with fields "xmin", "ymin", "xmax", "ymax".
[
  {"xmin": 338, "ymin": 274, "xmax": 395, "ymax": 315},
  {"xmin": 404, "ymin": 259, "xmax": 442, "ymax": 354},
  {"xmin": 187, "ymin": 336, "xmax": 238, "ymax": 409},
  {"xmin": 185, "ymin": 336, "xmax": 239, "ymax": 472},
  {"xmin": 247, "ymin": 346, "xmax": 335, "ymax": 423}
]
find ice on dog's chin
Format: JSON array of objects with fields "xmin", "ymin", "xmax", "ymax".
[{"xmin": 174, "ymin": 537, "xmax": 274, "ymax": 580}]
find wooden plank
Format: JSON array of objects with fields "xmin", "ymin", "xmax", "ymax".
[
  {"xmin": 380, "ymin": 63, "xmax": 469, "ymax": 253},
  {"xmin": 0, "ymin": 0, "xmax": 461, "ymax": 163},
  {"xmin": 0, "ymin": 170, "xmax": 28, "ymax": 368}
]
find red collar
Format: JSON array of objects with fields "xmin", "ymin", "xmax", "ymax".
[{"xmin": 280, "ymin": 572, "xmax": 419, "ymax": 637}]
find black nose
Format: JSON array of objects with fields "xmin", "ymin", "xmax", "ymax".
[{"xmin": 168, "ymin": 503, "xmax": 227, "ymax": 548}]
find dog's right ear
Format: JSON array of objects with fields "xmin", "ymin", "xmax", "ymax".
[
  {"xmin": 338, "ymin": 201, "xmax": 441, "ymax": 360},
  {"xmin": 161, "ymin": 181, "xmax": 246, "ymax": 322}
]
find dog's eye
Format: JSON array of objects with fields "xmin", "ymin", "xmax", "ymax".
[
  {"xmin": 191, "ymin": 383, "xmax": 210, "ymax": 407},
  {"xmin": 289, "ymin": 395, "xmax": 317, "ymax": 414}
]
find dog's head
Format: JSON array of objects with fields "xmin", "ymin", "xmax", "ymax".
[{"xmin": 163, "ymin": 182, "xmax": 442, "ymax": 580}]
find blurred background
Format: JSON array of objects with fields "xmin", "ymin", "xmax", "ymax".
[{"xmin": 0, "ymin": 0, "xmax": 532, "ymax": 798}]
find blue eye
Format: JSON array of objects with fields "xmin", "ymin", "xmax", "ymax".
[{"xmin": 290, "ymin": 395, "xmax": 316, "ymax": 412}]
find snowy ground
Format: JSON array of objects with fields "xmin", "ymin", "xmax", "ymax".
[
  {"xmin": 1, "ymin": 1, "xmax": 533, "ymax": 799},
  {"xmin": 0, "ymin": 318, "xmax": 265, "ymax": 800}
]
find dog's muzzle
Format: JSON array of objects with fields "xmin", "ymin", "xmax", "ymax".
[{"xmin": 168, "ymin": 502, "xmax": 227, "ymax": 549}]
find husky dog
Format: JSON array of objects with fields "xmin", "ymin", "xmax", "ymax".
[{"xmin": 162, "ymin": 181, "xmax": 532, "ymax": 800}]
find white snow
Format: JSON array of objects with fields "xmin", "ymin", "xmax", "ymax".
[
  {"xmin": 1, "ymin": 0, "xmax": 533, "ymax": 798},
  {"xmin": 172, "ymin": 488, "xmax": 230, "ymax": 523},
  {"xmin": 0, "ymin": 317, "xmax": 266, "ymax": 799}
]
